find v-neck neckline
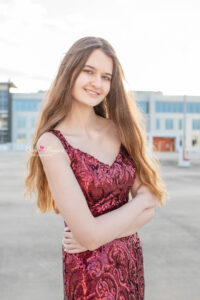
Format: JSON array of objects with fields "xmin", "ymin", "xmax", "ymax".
[{"xmin": 51, "ymin": 129, "xmax": 123, "ymax": 168}]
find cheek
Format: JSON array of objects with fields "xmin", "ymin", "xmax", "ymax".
[
  {"xmin": 72, "ymin": 78, "xmax": 84, "ymax": 94},
  {"xmin": 76, "ymin": 73, "xmax": 87, "ymax": 85},
  {"xmin": 105, "ymin": 82, "xmax": 111, "ymax": 94}
]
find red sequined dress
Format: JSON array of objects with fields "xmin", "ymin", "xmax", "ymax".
[{"xmin": 48, "ymin": 129, "xmax": 145, "ymax": 300}]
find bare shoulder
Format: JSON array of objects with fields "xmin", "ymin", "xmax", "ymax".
[
  {"xmin": 36, "ymin": 131, "xmax": 70, "ymax": 163},
  {"xmin": 37, "ymin": 131, "xmax": 54, "ymax": 145},
  {"xmin": 37, "ymin": 132, "xmax": 59, "ymax": 153}
]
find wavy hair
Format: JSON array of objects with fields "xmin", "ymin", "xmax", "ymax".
[{"xmin": 24, "ymin": 36, "xmax": 168, "ymax": 213}]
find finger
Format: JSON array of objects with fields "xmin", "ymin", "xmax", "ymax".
[
  {"xmin": 63, "ymin": 235, "xmax": 73, "ymax": 242},
  {"xmin": 64, "ymin": 248, "xmax": 83, "ymax": 254},
  {"xmin": 63, "ymin": 232, "xmax": 73, "ymax": 238},
  {"xmin": 63, "ymin": 245, "xmax": 87, "ymax": 253},
  {"xmin": 62, "ymin": 238, "xmax": 73, "ymax": 245},
  {"xmin": 64, "ymin": 227, "xmax": 71, "ymax": 232},
  {"xmin": 64, "ymin": 243, "xmax": 77, "ymax": 250},
  {"xmin": 62, "ymin": 234, "xmax": 76, "ymax": 244},
  {"xmin": 63, "ymin": 239, "xmax": 82, "ymax": 249}
]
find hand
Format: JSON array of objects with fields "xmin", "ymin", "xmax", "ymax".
[
  {"xmin": 62, "ymin": 227, "xmax": 89, "ymax": 254},
  {"xmin": 136, "ymin": 185, "xmax": 158, "ymax": 209},
  {"xmin": 144, "ymin": 192, "xmax": 158, "ymax": 209}
]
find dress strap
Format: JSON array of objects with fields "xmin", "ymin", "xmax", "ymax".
[{"xmin": 47, "ymin": 129, "xmax": 70, "ymax": 154}]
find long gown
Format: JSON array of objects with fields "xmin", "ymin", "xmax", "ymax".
[{"xmin": 48, "ymin": 129, "xmax": 145, "ymax": 300}]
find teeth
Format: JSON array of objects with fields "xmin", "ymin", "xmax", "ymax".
[{"xmin": 85, "ymin": 89, "xmax": 98, "ymax": 95}]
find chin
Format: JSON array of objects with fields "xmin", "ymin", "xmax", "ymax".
[{"xmin": 77, "ymin": 97, "xmax": 104, "ymax": 107}]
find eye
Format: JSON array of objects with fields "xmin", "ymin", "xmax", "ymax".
[
  {"xmin": 83, "ymin": 69, "xmax": 111, "ymax": 81},
  {"xmin": 103, "ymin": 76, "xmax": 111, "ymax": 81},
  {"xmin": 83, "ymin": 69, "xmax": 92, "ymax": 74}
]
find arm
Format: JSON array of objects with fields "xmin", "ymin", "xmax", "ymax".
[
  {"xmin": 62, "ymin": 184, "xmax": 156, "ymax": 252},
  {"xmin": 93, "ymin": 184, "xmax": 156, "ymax": 248},
  {"xmin": 115, "ymin": 177, "xmax": 156, "ymax": 239},
  {"xmin": 37, "ymin": 133, "xmax": 156, "ymax": 251},
  {"xmin": 117, "ymin": 207, "xmax": 155, "ymax": 238}
]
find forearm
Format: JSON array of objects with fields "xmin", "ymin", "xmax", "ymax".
[
  {"xmin": 91, "ymin": 192, "xmax": 155, "ymax": 250},
  {"xmin": 117, "ymin": 206, "xmax": 155, "ymax": 238},
  {"xmin": 116, "ymin": 184, "xmax": 155, "ymax": 238}
]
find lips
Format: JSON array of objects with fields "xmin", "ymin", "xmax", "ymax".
[{"xmin": 84, "ymin": 89, "xmax": 100, "ymax": 95}]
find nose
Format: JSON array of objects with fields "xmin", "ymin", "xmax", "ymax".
[{"xmin": 91, "ymin": 75, "xmax": 102, "ymax": 89}]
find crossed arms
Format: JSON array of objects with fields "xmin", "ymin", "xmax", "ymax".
[{"xmin": 37, "ymin": 132, "xmax": 157, "ymax": 251}]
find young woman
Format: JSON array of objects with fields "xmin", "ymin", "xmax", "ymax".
[{"xmin": 25, "ymin": 36, "xmax": 168, "ymax": 299}]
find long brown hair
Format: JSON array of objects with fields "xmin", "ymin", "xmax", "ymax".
[{"xmin": 24, "ymin": 36, "xmax": 169, "ymax": 213}]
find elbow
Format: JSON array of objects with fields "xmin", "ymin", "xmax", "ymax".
[
  {"xmin": 87, "ymin": 226, "xmax": 99, "ymax": 251},
  {"xmin": 74, "ymin": 233, "xmax": 97, "ymax": 251},
  {"xmin": 84, "ymin": 236, "xmax": 98, "ymax": 251},
  {"xmin": 72, "ymin": 235, "xmax": 97, "ymax": 251},
  {"xmin": 86, "ymin": 219, "xmax": 99, "ymax": 251},
  {"xmin": 78, "ymin": 229, "xmax": 98, "ymax": 251},
  {"xmin": 87, "ymin": 230, "xmax": 98, "ymax": 250},
  {"xmin": 87, "ymin": 242, "xmax": 97, "ymax": 251},
  {"xmin": 65, "ymin": 217, "xmax": 97, "ymax": 251}
]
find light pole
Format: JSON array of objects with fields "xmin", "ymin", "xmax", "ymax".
[
  {"xmin": 178, "ymin": 94, "xmax": 190, "ymax": 167},
  {"xmin": 183, "ymin": 94, "xmax": 186, "ymax": 157}
]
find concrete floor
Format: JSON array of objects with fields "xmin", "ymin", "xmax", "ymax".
[{"xmin": 0, "ymin": 151, "xmax": 199, "ymax": 300}]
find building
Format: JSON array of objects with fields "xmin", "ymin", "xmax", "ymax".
[
  {"xmin": 0, "ymin": 81, "xmax": 16, "ymax": 144},
  {"xmin": 131, "ymin": 91, "xmax": 200, "ymax": 152},
  {"xmin": 11, "ymin": 92, "xmax": 44, "ymax": 149}
]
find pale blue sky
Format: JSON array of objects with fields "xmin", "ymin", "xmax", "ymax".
[{"xmin": 0, "ymin": 0, "xmax": 199, "ymax": 95}]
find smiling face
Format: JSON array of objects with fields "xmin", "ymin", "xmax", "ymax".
[{"xmin": 71, "ymin": 49, "xmax": 113, "ymax": 107}]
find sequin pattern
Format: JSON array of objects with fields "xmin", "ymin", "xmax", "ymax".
[{"xmin": 48, "ymin": 129, "xmax": 145, "ymax": 300}]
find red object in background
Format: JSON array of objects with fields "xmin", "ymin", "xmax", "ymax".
[
  {"xmin": 183, "ymin": 149, "xmax": 190, "ymax": 161},
  {"xmin": 153, "ymin": 137, "xmax": 175, "ymax": 152}
]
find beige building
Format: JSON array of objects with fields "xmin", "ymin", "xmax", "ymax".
[{"xmin": 130, "ymin": 91, "xmax": 200, "ymax": 153}]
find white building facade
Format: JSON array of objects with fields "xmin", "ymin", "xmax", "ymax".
[
  {"xmin": 132, "ymin": 91, "xmax": 200, "ymax": 153},
  {"xmin": 11, "ymin": 92, "xmax": 44, "ymax": 149}
]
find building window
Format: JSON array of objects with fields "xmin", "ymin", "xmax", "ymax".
[
  {"xmin": 136, "ymin": 101, "xmax": 149, "ymax": 114},
  {"xmin": 17, "ymin": 133, "xmax": 26, "ymax": 144},
  {"xmin": 187, "ymin": 103, "xmax": 200, "ymax": 113},
  {"xmin": 17, "ymin": 117, "xmax": 26, "ymax": 128},
  {"xmin": 0, "ymin": 113, "xmax": 8, "ymax": 129},
  {"xmin": 191, "ymin": 135, "xmax": 200, "ymax": 147},
  {"xmin": 165, "ymin": 118, "xmax": 173, "ymax": 129},
  {"xmin": 156, "ymin": 101, "xmax": 200, "ymax": 113},
  {"xmin": 0, "ymin": 130, "xmax": 9, "ymax": 143},
  {"xmin": 14, "ymin": 100, "xmax": 41, "ymax": 112},
  {"xmin": 156, "ymin": 118, "xmax": 160, "ymax": 130},
  {"xmin": 179, "ymin": 119, "xmax": 183, "ymax": 130},
  {"xmin": 192, "ymin": 138, "xmax": 197, "ymax": 146},
  {"xmin": 0, "ymin": 90, "xmax": 9, "ymax": 110},
  {"xmin": 156, "ymin": 102, "xmax": 183, "ymax": 113},
  {"xmin": 192, "ymin": 119, "xmax": 200, "ymax": 130}
]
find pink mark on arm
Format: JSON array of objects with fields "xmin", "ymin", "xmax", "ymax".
[{"xmin": 38, "ymin": 145, "xmax": 45, "ymax": 152}]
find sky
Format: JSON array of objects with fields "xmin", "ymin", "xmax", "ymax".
[{"xmin": 0, "ymin": 0, "xmax": 200, "ymax": 96}]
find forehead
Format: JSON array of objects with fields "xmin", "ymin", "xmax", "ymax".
[{"xmin": 85, "ymin": 49, "xmax": 113, "ymax": 74}]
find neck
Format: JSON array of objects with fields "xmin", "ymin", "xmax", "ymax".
[{"xmin": 61, "ymin": 101, "xmax": 103, "ymax": 136}]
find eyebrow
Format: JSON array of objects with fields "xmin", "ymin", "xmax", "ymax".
[{"xmin": 84, "ymin": 64, "xmax": 112, "ymax": 77}]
